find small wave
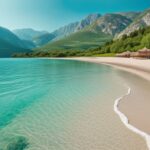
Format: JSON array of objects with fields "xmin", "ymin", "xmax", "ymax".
[
  {"xmin": 114, "ymin": 87, "xmax": 150, "ymax": 150},
  {"xmin": 0, "ymin": 85, "xmax": 35, "ymax": 97}
]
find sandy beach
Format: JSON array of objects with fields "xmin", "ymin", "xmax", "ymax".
[
  {"xmin": 67, "ymin": 57, "xmax": 150, "ymax": 149},
  {"xmin": 69, "ymin": 57, "xmax": 150, "ymax": 81}
]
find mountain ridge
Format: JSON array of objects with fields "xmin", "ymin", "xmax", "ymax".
[
  {"xmin": 1, "ymin": 8, "xmax": 150, "ymax": 57},
  {"xmin": 117, "ymin": 9, "xmax": 150, "ymax": 38},
  {"xmin": 12, "ymin": 11, "xmax": 146, "ymax": 50},
  {"xmin": 37, "ymin": 13, "xmax": 134, "ymax": 51},
  {"xmin": 0, "ymin": 27, "xmax": 31, "ymax": 57},
  {"xmin": 13, "ymin": 28, "xmax": 48, "ymax": 41}
]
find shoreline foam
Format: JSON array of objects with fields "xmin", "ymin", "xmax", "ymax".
[
  {"xmin": 65, "ymin": 57, "xmax": 150, "ymax": 150},
  {"xmin": 114, "ymin": 86, "xmax": 150, "ymax": 150}
]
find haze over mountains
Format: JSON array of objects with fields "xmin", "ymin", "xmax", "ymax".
[
  {"xmin": 13, "ymin": 28, "xmax": 48, "ymax": 41},
  {"xmin": 0, "ymin": 27, "xmax": 32, "ymax": 57},
  {"xmin": 0, "ymin": 8, "xmax": 150, "ymax": 57}
]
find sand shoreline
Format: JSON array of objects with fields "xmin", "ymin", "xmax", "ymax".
[
  {"xmin": 66, "ymin": 57, "xmax": 150, "ymax": 81},
  {"xmin": 65, "ymin": 57, "xmax": 150, "ymax": 149}
]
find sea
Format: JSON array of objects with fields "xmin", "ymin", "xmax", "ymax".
[{"xmin": 0, "ymin": 58, "xmax": 147, "ymax": 150}]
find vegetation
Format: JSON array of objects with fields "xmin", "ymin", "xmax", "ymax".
[
  {"xmin": 13, "ymin": 50, "xmax": 114, "ymax": 58},
  {"xmin": 13, "ymin": 26, "xmax": 150, "ymax": 58},
  {"xmin": 36, "ymin": 30, "xmax": 112, "ymax": 51},
  {"xmin": 95, "ymin": 26, "xmax": 150, "ymax": 53},
  {"xmin": 36, "ymin": 13, "xmax": 133, "ymax": 52}
]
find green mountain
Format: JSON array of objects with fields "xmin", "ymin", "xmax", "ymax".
[
  {"xmin": 13, "ymin": 28, "xmax": 49, "ymax": 47},
  {"xmin": 33, "ymin": 33, "xmax": 56, "ymax": 47},
  {"xmin": 12, "ymin": 12, "xmax": 141, "ymax": 52},
  {"xmin": 33, "ymin": 14, "xmax": 102, "ymax": 47},
  {"xmin": 0, "ymin": 39, "xmax": 31, "ymax": 57},
  {"xmin": 14, "ymin": 26, "xmax": 150, "ymax": 58},
  {"xmin": 3, "ymin": 9, "xmax": 150, "ymax": 57},
  {"xmin": 0, "ymin": 27, "xmax": 31, "ymax": 57},
  {"xmin": 36, "ymin": 30, "xmax": 112, "ymax": 51},
  {"xmin": 13, "ymin": 28, "xmax": 48, "ymax": 41},
  {"xmin": 96, "ymin": 26, "xmax": 150, "ymax": 54},
  {"xmin": 37, "ymin": 14, "xmax": 131, "ymax": 51}
]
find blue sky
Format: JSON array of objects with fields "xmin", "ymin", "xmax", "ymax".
[{"xmin": 0, "ymin": 0, "xmax": 150, "ymax": 32}]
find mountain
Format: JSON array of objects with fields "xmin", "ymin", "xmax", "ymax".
[
  {"xmin": 76, "ymin": 14, "xmax": 102, "ymax": 31},
  {"xmin": 0, "ymin": 27, "xmax": 31, "ymax": 57},
  {"xmin": 36, "ymin": 29, "xmax": 112, "ymax": 51},
  {"xmin": 22, "ymin": 40, "xmax": 36, "ymax": 49},
  {"xmin": 13, "ymin": 25, "xmax": 150, "ymax": 58},
  {"xmin": 0, "ymin": 39, "xmax": 31, "ymax": 57},
  {"xmin": 51, "ymin": 14, "xmax": 101, "ymax": 41},
  {"xmin": 3, "ymin": 8, "xmax": 150, "ymax": 56},
  {"xmin": 117, "ymin": 9, "xmax": 150, "ymax": 38},
  {"xmin": 31, "ymin": 22, "xmax": 79, "ymax": 47},
  {"xmin": 89, "ymin": 14, "xmax": 132, "ymax": 36},
  {"xmin": 52, "ymin": 22, "xmax": 79, "ymax": 41},
  {"xmin": 37, "ymin": 14, "xmax": 131, "ymax": 51},
  {"xmin": 13, "ymin": 28, "xmax": 48, "ymax": 41},
  {"xmin": 33, "ymin": 33, "xmax": 56, "ymax": 47},
  {"xmin": 95, "ymin": 26, "xmax": 150, "ymax": 54},
  {"xmin": 32, "ymin": 14, "xmax": 101, "ymax": 47},
  {"xmin": 0, "ymin": 27, "xmax": 27, "ymax": 48},
  {"xmin": 115, "ymin": 12, "xmax": 141, "ymax": 20},
  {"xmin": 12, "ymin": 12, "xmax": 143, "ymax": 49}
]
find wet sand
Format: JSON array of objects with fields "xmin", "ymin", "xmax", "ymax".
[{"xmin": 67, "ymin": 57, "xmax": 150, "ymax": 149}]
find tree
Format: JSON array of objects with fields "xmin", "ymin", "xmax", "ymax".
[
  {"xmin": 122, "ymin": 34, "xmax": 128, "ymax": 40},
  {"xmin": 141, "ymin": 33, "xmax": 150, "ymax": 48}
]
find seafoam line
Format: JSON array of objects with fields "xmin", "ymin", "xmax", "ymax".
[{"xmin": 114, "ymin": 87, "xmax": 150, "ymax": 150}]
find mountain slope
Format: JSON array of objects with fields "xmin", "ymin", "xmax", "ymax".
[
  {"xmin": 95, "ymin": 26, "xmax": 150, "ymax": 54},
  {"xmin": 0, "ymin": 39, "xmax": 31, "ymax": 57},
  {"xmin": 13, "ymin": 28, "xmax": 48, "ymax": 41},
  {"xmin": 51, "ymin": 14, "xmax": 101, "ymax": 41},
  {"xmin": 89, "ymin": 14, "xmax": 132, "ymax": 36},
  {"xmin": 115, "ymin": 12, "xmax": 141, "ymax": 20},
  {"xmin": 31, "ymin": 14, "xmax": 102, "ymax": 47},
  {"xmin": 117, "ymin": 9, "xmax": 150, "ymax": 38},
  {"xmin": 0, "ymin": 27, "xmax": 31, "ymax": 57},
  {"xmin": 13, "ymin": 26, "xmax": 150, "ymax": 58},
  {"xmin": 75, "ymin": 14, "xmax": 102, "ymax": 31},
  {"xmin": 33, "ymin": 33, "xmax": 56, "ymax": 47},
  {"xmin": 37, "ymin": 29, "xmax": 112, "ymax": 51},
  {"xmin": 0, "ymin": 27, "xmax": 27, "ymax": 48},
  {"xmin": 52, "ymin": 22, "xmax": 79, "ymax": 41},
  {"xmin": 37, "ymin": 14, "xmax": 131, "ymax": 51}
]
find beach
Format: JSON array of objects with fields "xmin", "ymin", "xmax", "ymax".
[
  {"xmin": 0, "ymin": 58, "xmax": 148, "ymax": 150},
  {"xmin": 69, "ymin": 57, "xmax": 150, "ymax": 81},
  {"xmin": 68, "ymin": 57, "xmax": 150, "ymax": 149}
]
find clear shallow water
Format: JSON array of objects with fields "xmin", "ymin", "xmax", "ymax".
[{"xmin": 0, "ymin": 59, "xmax": 147, "ymax": 150}]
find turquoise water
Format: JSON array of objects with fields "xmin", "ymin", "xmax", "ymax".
[{"xmin": 0, "ymin": 59, "xmax": 146, "ymax": 150}]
